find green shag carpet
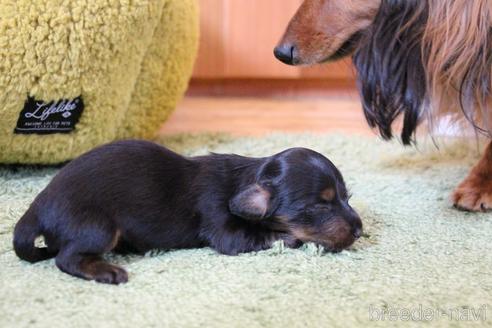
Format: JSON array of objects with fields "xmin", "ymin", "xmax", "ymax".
[{"xmin": 0, "ymin": 134, "xmax": 491, "ymax": 328}]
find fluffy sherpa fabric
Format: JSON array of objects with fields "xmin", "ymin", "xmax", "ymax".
[
  {"xmin": 0, "ymin": 133, "xmax": 491, "ymax": 328},
  {"xmin": 0, "ymin": 0, "xmax": 198, "ymax": 164}
]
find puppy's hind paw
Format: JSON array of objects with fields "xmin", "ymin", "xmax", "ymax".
[{"xmin": 87, "ymin": 262, "xmax": 129, "ymax": 285}]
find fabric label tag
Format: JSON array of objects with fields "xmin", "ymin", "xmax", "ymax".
[{"xmin": 14, "ymin": 96, "xmax": 84, "ymax": 134}]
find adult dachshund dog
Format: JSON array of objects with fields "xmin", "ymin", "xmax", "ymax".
[
  {"xmin": 275, "ymin": 0, "xmax": 492, "ymax": 212},
  {"xmin": 14, "ymin": 140, "xmax": 361, "ymax": 284}
]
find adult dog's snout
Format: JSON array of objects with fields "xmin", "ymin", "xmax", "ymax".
[{"xmin": 273, "ymin": 44, "xmax": 299, "ymax": 65}]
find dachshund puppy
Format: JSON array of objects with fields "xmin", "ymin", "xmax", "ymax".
[{"xmin": 13, "ymin": 140, "xmax": 362, "ymax": 284}]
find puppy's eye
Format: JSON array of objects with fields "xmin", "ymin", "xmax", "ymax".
[{"xmin": 304, "ymin": 204, "xmax": 331, "ymax": 219}]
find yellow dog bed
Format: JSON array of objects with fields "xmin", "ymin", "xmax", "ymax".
[{"xmin": 0, "ymin": 0, "xmax": 198, "ymax": 164}]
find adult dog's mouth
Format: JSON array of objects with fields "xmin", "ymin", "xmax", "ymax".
[{"xmin": 322, "ymin": 32, "xmax": 363, "ymax": 63}]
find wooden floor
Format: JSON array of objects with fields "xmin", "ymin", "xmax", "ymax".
[{"xmin": 160, "ymin": 95, "xmax": 374, "ymax": 136}]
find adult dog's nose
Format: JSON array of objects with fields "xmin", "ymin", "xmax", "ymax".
[{"xmin": 274, "ymin": 44, "xmax": 298, "ymax": 65}]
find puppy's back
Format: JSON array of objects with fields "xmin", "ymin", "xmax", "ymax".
[{"xmin": 26, "ymin": 140, "xmax": 200, "ymax": 251}]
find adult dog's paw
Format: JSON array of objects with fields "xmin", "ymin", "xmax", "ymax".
[
  {"xmin": 453, "ymin": 142, "xmax": 492, "ymax": 212},
  {"xmin": 453, "ymin": 181, "xmax": 492, "ymax": 212}
]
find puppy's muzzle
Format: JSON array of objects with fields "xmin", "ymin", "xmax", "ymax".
[{"xmin": 292, "ymin": 216, "xmax": 363, "ymax": 252}]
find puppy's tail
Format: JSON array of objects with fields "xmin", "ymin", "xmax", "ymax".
[{"xmin": 13, "ymin": 208, "xmax": 53, "ymax": 263}]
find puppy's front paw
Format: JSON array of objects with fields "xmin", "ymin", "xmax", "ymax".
[
  {"xmin": 453, "ymin": 175, "xmax": 492, "ymax": 212},
  {"xmin": 280, "ymin": 234, "xmax": 303, "ymax": 248}
]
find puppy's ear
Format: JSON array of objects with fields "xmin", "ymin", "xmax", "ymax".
[{"xmin": 229, "ymin": 184, "xmax": 278, "ymax": 220}]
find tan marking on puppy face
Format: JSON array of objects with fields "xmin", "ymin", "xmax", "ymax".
[
  {"xmin": 290, "ymin": 227, "xmax": 312, "ymax": 241},
  {"xmin": 290, "ymin": 217, "xmax": 355, "ymax": 251},
  {"xmin": 277, "ymin": 0, "xmax": 381, "ymax": 65},
  {"xmin": 321, "ymin": 188, "xmax": 335, "ymax": 202}
]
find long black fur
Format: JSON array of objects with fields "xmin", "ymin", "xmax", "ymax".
[{"xmin": 353, "ymin": 0, "xmax": 428, "ymax": 145}]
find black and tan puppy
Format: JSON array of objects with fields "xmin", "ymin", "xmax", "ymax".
[{"xmin": 13, "ymin": 140, "xmax": 362, "ymax": 284}]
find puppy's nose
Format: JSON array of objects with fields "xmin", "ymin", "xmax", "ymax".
[
  {"xmin": 274, "ymin": 44, "xmax": 298, "ymax": 65},
  {"xmin": 348, "ymin": 213, "xmax": 363, "ymax": 239},
  {"xmin": 352, "ymin": 227, "xmax": 362, "ymax": 239}
]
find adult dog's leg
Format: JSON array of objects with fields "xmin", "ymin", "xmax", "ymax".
[{"xmin": 453, "ymin": 141, "xmax": 492, "ymax": 212}]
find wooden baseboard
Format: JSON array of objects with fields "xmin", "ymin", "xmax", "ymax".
[{"xmin": 186, "ymin": 78, "xmax": 358, "ymax": 98}]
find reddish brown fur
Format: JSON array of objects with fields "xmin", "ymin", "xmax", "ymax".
[
  {"xmin": 453, "ymin": 142, "xmax": 492, "ymax": 212},
  {"xmin": 277, "ymin": 0, "xmax": 492, "ymax": 212},
  {"xmin": 277, "ymin": 0, "xmax": 380, "ymax": 65}
]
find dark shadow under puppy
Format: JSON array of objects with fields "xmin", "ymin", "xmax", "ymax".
[{"xmin": 13, "ymin": 140, "xmax": 362, "ymax": 284}]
